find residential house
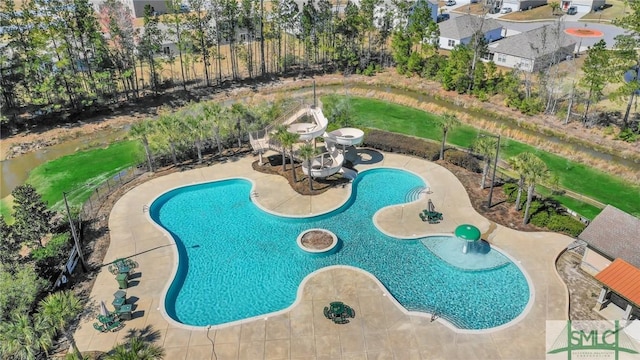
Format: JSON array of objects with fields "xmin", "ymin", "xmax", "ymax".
[
  {"xmin": 577, "ymin": 205, "xmax": 640, "ymax": 320},
  {"xmin": 578, "ymin": 205, "xmax": 640, "ymax": 276},
  {"xmin": 500, "ymin": 0, "xmax": 547, "ymax": 12},
  {"xmin": 486, "ymin": 24, "xmax": 575, "ymax": 72},
  {"xmin": 438, "ymin": 15, "xmax": 504, "ymax": 50},
  {"xmin": 560, "ymin": 0, "xmax": 606, "ymax": 13}
]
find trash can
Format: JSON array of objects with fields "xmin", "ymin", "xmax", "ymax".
[
  {"xmin": 116, "ymin": 304, "xmax": 133, "ymax": 320},
  {"xmin": 116, "ymin": 273, "xmax": 129, "ymax": 289}
]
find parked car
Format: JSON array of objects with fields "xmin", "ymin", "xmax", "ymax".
[
  {"xmin": 445, "ymin": 0, "xmax": 456, "ymax": 6},
  {"xmin": 500, "ymin": 7, "xmax": 512, "ymax": 13},
  {"xmin": 437, "ymin": 13, "xmax": 450, "ymax": 22},
  {"xmin": 567, "ymin": 6, "xmax": 577, "ymax": 15}
]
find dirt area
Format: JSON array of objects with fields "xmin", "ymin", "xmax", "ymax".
[{"xmin": 301, "ymin": 230, "xmax": 334, "ymax": 250}]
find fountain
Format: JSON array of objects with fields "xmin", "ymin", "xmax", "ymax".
[{"xmin": 455, "ymin": 224, "xmax": 481, "ymax": 254}]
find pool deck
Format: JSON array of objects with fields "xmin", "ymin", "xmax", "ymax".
[{"xmin": 73, "ymin": 150, "xmax": 573, "ymax": 359}]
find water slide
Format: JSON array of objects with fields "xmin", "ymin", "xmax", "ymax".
[
  {"xmin": 250, "ymin": 104, "xmax": 363, "ymax": 179},
  {"xmin": 300, "ymin": 108, "xmax": 364, "ymax": 179}
]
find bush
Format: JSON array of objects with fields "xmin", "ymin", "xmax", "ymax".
[
  {"xmin": 530, "ymin": 210, "xmax": 550, "ymax": 227},
  {"xmin": 446, "ymin": 151, "xmax": 482, "ymax": 173},
  {"xmin": 617, "ymin": 128, "xmax": 639, "ymax": 143},
  {"xmin": 503, "ymin": 183, "xmax": 518, "ymax": 203},
  {"xmin": 31, "ymin": 232, "xmax": 71, "ymax": 281},
  {"xmin": 363, "ymin": 129, "xmax": 440, "ymax": 160},
  {"xmin": 545, "ymin": 214, "xmax": 585, "ymax": 237}
]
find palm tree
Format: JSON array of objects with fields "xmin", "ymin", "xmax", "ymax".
[
  {"xmin": 202, "ymin": 103, "xmax": 224, "ymax": 155},
  {"xmin": 129, "ymin": 119, "xmax": 155, "ymax": 172},
  {"xmin": 157, "ymin": 114, "xmax": 183, "ymax": 166},
  {"xmin": 280, "ymin": 131, "xmax": 300, "ymax": 182},
  {"xmin": 185, "ymin": 113, "xmax": 208, "ymax": 164},
  {"xmin": 472, "ymin": 136, "xmax": 498, "ymax": 189},
  {"xmin": 37, "ymin": 291, "xmax": 83, "ymax": 359},
  {"xmin": 0, "ymin": 313, "xmax": 53, "ymax": 360},
  {"xmin": 273, "ymin": 125, "xmax": 290, "ymax": 171},
  {"xmin": 105, "ymin": 337, "xmax": 165, "ymax": 360},
  {"xmin": 298, "ymin": 142, "xmax": 318, "ymax": 191},
  {"xmin": 437, "ymin": 112, "xmax": 460, "ymax": 161},
  {"xmin": 522, "ymin": 155, "xmax": 550, "ymax": 225},
  {"xmin": 508, "ymin": 152, "xmax": 536, "ymax": 211}
]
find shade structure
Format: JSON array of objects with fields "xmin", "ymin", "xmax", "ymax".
[
  {"xmin": 100, "ymin": 301, "xmax": 109, "ymax": 316},
  {"xmin": 455, "ymin": 224, "xmax": 481, "ymax": 242}
]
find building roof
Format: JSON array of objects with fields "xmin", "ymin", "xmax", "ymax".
[
  {"xmin": 579, "ymin": 205, "xmax": 640, "ymax": 268},
  {"xmin": 488, "ymin": 24, "xmax": 575, "ymax": 59},
  {"xmin": 595, "ymin": 259, "xmax": 640, "ymax": 307},
  {"xmin": 438, "ymin": 14, "xmax": 502, "ymax": 40}
]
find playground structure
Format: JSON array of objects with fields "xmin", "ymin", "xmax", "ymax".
[{"xmin": 249, "ymin": 101, "xmax": 364, "ymax": 180}]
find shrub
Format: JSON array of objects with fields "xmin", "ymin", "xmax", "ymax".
[
  {"xmin": 617, "ymin": 128, "xmax": 639, "ymax": 143},
  {"xmin": 446, "ymin": 151, "xmax": 482, "ymax": 173},
  {"xmin": 545, "ymin": 214, "xmax": 585, "ymax": 237},
  {"xmin": 503, "ymin": 183, "xmax": 518, "ymax": 203},
  {"xmin": 530, "ymin": 210, "xmax": 550, "ymax": 227},
  {"xmin": 31, "ymin": 232, "xmax": 71, "ymax": 281},
  {"xmin": 362, "ymin": 129, "xmax": 440, "ymax": 160}
]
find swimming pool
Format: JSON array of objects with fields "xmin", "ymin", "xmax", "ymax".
[{"xmin": 150, "ymin": 168, "xmax": 530, "ymax": 330}]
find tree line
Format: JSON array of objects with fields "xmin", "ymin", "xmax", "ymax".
[{"xmin": 1, "ymin": 0, "xmax": 638, "ymax": 136}]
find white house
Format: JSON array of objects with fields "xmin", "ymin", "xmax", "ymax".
[
  {"xmin": 560, "ymin": 0, "xmax": 606, "ymax": 13},
  {"xmin": 486, "ymin": 24, "xmax": 575, "ymax": 72},
  {"xmin": 438, "ymin": 15, "xmax": 504, "ymax": 50},
  {"xmin": 499, "ymin": 0, "xmax": 548, "ymax": 12}
]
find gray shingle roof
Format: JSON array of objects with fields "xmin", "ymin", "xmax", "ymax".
[
  {"xmin": 488, "ymin": 24, "xmax": 576, "ymax": 59},
  {"xmin": 438, "ymin": 14, "xmax": 502, "ymax": 40},
  {"xmin": 579, "ymin": 205, "xmax": 640, "ymax": 268}
]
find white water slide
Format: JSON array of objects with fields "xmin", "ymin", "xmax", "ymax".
[{"xmin": 298, "ymin": 107, "xmax": 364, "ymax": 179}]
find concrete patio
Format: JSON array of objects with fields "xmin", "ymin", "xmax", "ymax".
[{"xmin": 73, "ymin": 150, "xmax": 574, "ymax": 359}]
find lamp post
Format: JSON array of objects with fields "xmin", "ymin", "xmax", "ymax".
[{"xmin": 479, "ymin": 133, "xmax": 501, "ymax": 208}]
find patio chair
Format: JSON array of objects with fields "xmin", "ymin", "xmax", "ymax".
[
  {"xmin": 93, "ymin": 322, "xmax": 106, "ymax": 332},
  {"xmin": 419, "ymin": 213, "xmax": 428, "ymax": 222},
  {"xmin": 323, "ymin": 306, "xmax": 333, "ymax": 319}
]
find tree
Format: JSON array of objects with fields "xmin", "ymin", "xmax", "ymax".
[
  {"xmin": 579, "ymin": 40, "xmax": 610, "ymax": 123},
  {"xmin": 0, "ymin": 216, "xmax": 20, "ymax": 266},
  {"xmin": 38, "ymin": 291, "xmax": 84, "ymax": 359},
  {"xmin": 185, "ymin": 113, "xmax": 209, "ymax": 163},
  {"xmin": 508, "ymin": 152, "xmax": 536, "ymax": 211},
  {"xmin": 472, "ymin": 136, "xmax": 498, "ymax": 189},
  {"xmin": 0, "ymin": 265, "xmax": 48, "ymax": 322},
  {"xmin": 105, "ymin": 337, "xmax": 165, "ymax": 360},
  {"xmin": 139, "ymin": 5, "xmax": 164, "ymax": 95},
  {"xmin": 437, "ymin": 112, "xmax": 460, "ymax": 160},
  {"xmin": 164, "ymin": 0, "xmax": 189, "ymax": 91},
  {"xmin": 156, "ymin": 114, "xmax": 184, "ymax": 166},
  {"xmin": 274, "ymin": 125, "xmax": 291, "ymax": 171},
  {"xmin": 0, "ymin": 313, "xmax": 53, "ymax": 360},
  {"xmin": 521, "ymin": 155, "xmax": 550, "ymax": 224},
  {"xmin": 130, "ymin": 119, "xmax": 155, "ymax": 172},
  {"xmin": 11, "ymin": 184, "xmax": 53, "ymax": 249},
  {"xmin": 203, "ymin": 103, "xmax": 224, "ymax": 154},
  {"xmin": 549, "ymin": 1, "xmax": 560, "ymax": 15},
  {"xmin": 612, "ymin": 0, "xmax": 640, "ymax": 129},
  {"xmin": 298, "ymin": 142, "xmax": 319, "ymax": 191},
  {"xmin": 281, "ymin": 131, "xmax": 300, "ymax": 182}
]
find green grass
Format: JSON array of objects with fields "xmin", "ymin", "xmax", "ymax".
[
  {"xmin": 0, "ymin": 199, "xmax": 12, "ymax": 223},
  {"xmin": 26, "ymin": 141, "xmax": 144, "ymax": 212},
  {"xmin": 536, "ymin": 187, "xmax": 601, "ymax": 220},
  {"xmin": 325, "ymin": 96, "xmax": 640, "ymax": 217}
]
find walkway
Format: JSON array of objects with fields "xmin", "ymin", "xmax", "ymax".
[{"xmin": 73, "ymin": 150, "xmax": 572, "ymax": 359}]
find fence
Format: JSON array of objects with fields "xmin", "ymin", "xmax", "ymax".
[{"xmin": 78, "ymin": 165, "xmax": 148, "ymax": 223}]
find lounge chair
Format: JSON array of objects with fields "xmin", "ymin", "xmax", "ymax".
[{"xmin": 345, "ymin": 306, "xmax": 355, "ymax": 318}]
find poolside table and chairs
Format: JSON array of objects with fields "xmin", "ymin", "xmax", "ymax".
[{"xmin": 323, "ymin": 301, "xmax": 356, "ymax": 324}]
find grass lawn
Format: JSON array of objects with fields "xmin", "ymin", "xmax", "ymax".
[
  {"xmin": 26, "ymin": 141, "xmax": 144, "ymax": 212},
  {"xmin": 581, "ymin": 0, "xmax": 630, "ymax": 21},
  {"xmin": 325, "ymin": 96, "xmax": 640, "ymax": 217},
  {"xmin": 501, "ymin": 5, "xmax": 561, "ymax": 20}
]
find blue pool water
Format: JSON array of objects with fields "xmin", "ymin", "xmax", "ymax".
[{"xmin": 150, "ymin": 168, "xmax": 530, "ymax": 330}]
